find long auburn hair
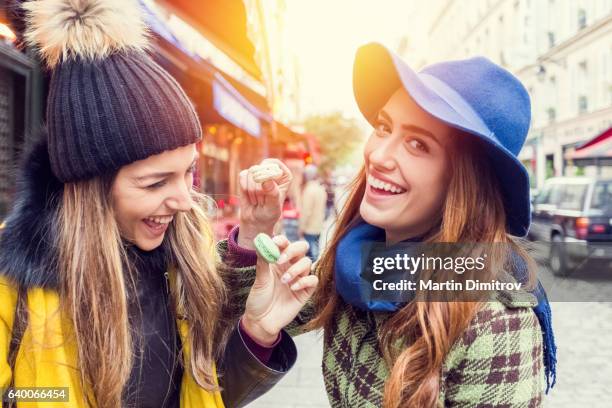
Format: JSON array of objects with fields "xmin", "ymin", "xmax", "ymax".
[
  {"xmin": 307, "ymin": 134, "xmax": 537, "ymax": 407},
  {"xmin": 56, "ymin": 174, "xmax": 226, "ymax": 407}
]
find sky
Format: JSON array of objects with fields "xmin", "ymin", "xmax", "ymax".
[{"xmin": 281, "ymin": 0, "xmax": 421, "ymax": 123}]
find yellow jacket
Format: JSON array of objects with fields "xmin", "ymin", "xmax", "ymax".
[{"xmin": 0, "ymin": 275, "xmax": 225, "ymax": 407}]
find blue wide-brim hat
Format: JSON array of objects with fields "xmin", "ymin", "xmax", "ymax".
[{"xmin": 353, "ymin": 42, "xmax": 532, "ymax": 237}]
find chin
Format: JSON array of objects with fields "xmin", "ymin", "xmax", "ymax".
[
  {"xmin": 359, "ymin": 201, "xmax": 394, "ymax": 230},
  {"xmin": 134, "ymin": 237, "xmax": 164, "ymax": 252}
]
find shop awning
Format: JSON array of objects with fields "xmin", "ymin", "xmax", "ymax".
[
  {"xmin": 275, "ymin": 121, "xmax": 305, "ymax": 143},
  {"xmin": 213, "ymin": 73, "xmax": 271, "ymax": 137},
  {"xmin": 565, "ymin": 127, "xmax": 612, "ymax": 165},
  {"xmin": 156, "ymin": 0, "xmax": 261, "ymax": 81}
]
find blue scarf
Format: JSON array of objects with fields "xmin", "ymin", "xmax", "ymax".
[{"xmin": 335, "ymin": 221, "xmax": 557, "ymax": 392}]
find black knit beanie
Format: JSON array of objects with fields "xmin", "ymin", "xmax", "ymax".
[{"xmin": 23, "ymin": 0, "xmax": 201, "ymax": 182}]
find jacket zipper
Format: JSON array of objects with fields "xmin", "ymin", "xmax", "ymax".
[{"xmin": 163, "ymin": 271, "xmax": 170, "ymax": 295}]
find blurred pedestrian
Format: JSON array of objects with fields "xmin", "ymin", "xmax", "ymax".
[
  {"xmin": 323, "ymin": 177, "xmax": 337, "ymax": 220},
  {"xmin": 299, "ymin": 164, "xmax": 328, "ymax": 260}
]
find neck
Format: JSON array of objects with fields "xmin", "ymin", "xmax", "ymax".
[
  {"xmin": 384, "ymin": 217, "xmax": 443, "ymax": 244},
  {"xmin": 385, "ymin": 226, "xmax": 431, "ymax": 245}
]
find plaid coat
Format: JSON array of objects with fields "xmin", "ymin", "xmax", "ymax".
[{"xmin": 219, "ymin": 241, "xmax": 544, "ymax": 407}]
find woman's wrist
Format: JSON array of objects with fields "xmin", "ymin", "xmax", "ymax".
[
  {"xmin": 240, "ymin": 315, "xmax": 280, "ymax": 347},
  {"xmin": 237, "ymin": 222, "xmax": 274, "ymax": 250}
]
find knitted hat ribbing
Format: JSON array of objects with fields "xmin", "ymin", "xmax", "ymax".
[{"xmin": 23, "ymin": 0, "xmax": 201, "ymax": 182}]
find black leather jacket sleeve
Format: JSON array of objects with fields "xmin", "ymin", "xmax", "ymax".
[{"xmin": 217, "ymin": 322, "xmax": 297, "ymax": 408}]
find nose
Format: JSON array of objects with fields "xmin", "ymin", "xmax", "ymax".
[
  {"xmin": 368, "ymin": 133, "xmax": 398, "ymax": 171},
  {"xmin": 166, "ymin": 180, "xmax": 193, "ymax": 212}
]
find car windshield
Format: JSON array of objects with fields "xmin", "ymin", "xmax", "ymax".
[
  {"xmin": 557, "ymin": 183, "xmax": 588, "ymax": 211},
  {"xmin": 590, "ymin": 181, "xmax": 612, "ymax": 212}
]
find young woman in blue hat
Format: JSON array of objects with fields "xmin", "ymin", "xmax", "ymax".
[
  {"xmin": 233, "ymin": 42, "xmax": 556, "ymax": 407},
  {"xmin": 0, "ymin": 1, "xmax": 316, "ymax": 407}
]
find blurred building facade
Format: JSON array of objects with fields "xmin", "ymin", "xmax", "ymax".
[
  {"xmin": 244, "ymin": 0, "xmax": 302, "ymax": 123},
  {"xmin": 0, "ymin": 2, "xmax": 44, "ymax": 220},
  {"xmin": 402, "ymin": 0, "xmax": 612, "ymax": 187},
  {"xmin": 245, "ymin": 0, "xmax": 319, "ymax": 215}
]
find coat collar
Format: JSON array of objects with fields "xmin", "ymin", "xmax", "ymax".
[{"xmin": 0, "ymin": 131, "xmax": 63, "ymax": 289}]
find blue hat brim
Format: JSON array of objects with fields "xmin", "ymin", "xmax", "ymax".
[{"xmin": 353, "ymin": 43, "xmax": 531, "ymax": 237}]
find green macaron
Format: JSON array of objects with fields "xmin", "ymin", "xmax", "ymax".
[{"xmin": 254, "ymin": 233, "xmax": 281, "ymax": 263}]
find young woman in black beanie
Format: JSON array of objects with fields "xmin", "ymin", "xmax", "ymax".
[{"xmin": 0, "ymin": 1, "xmax": 316, "ymax": 407}]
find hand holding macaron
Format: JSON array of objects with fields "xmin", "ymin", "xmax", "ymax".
[
  {"xmin": 237, "ymin": 159, "xmax": 293, "ymax": 249},
  {"xmin": 241, "ymin": 234, "xmax": 318, "ymax": 345}
]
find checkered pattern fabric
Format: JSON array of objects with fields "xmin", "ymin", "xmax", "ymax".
[{"xmin": 217, "ymin": 241, "xmax": 544, "ymax": 407}]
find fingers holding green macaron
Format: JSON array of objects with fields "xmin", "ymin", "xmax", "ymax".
[
  {"xmin": 254, "ymin": 233, "xmax": 315, "ymax": 289},
  {"xmin": 254, "ymin": 233, "xmax": 282, "ymax": 263},
  {"xmin": 245, "ymin": 233, "xmax": 318, "ymax": 337}
]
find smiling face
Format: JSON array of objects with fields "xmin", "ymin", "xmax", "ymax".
[
  {"xmin": 111, "ymin": 144, "xmax": 198, "ymax": 251},
  {"xmin": 360, "ymin": 88, "xmax": 455, "ymax": 243}
]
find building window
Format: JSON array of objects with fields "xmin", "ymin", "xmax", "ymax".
[
  {"xmin": 578, "ymin": 9, "xmax": 587, "ymax": 29},
  {"xmin": 578, "ymin": 96, "xmax": 588, "ymax": 114},
  {"xmin": 547, "ymin": 107, "xmax": 557, "ymax": 122},
  {"xmin": 547, "ymin": 31, "xmax": 555, "ymax": 48}
]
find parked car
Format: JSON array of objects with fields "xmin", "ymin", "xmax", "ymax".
[{"xmin": 529, "ymin": 177, "xmax": 612, "ymax": 276}]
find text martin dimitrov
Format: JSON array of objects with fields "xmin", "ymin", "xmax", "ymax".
[{"xmin": 373, "ymin": 279, "xmax": 522, "ymax": 291}]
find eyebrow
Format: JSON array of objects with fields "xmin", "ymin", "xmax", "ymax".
[
  {"xmin": 377, "ymin": 110, "xmax": 440, "ymax": 145},
  {"xmin": 135, "ymin": 157, "xmax": 197, "ymax": 182}
]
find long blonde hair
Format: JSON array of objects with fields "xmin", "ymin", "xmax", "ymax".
[
  {"xmin": 57, "ymin": 173, "xmax": 226, "ymax": 407},
  {"xmin": 308, "ymin": 134, "xmax": 537, "ymax": 407}
]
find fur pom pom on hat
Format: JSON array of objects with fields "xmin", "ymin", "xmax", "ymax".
[
  {"xmin": 23, "ymin": 0, "xmax": 150, "ymax": 68},
  {"xmin": 21, "ymin": 0, "xmax": 202, "ymax": 182}
]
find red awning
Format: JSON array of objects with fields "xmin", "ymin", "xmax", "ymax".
[
  {"xmin": 565, "ymin": 127, "xmax": 612, "ymax": 160},
  {"xmin": 159, "ymin": 0, "xmax": 261, "ymax": 81}
]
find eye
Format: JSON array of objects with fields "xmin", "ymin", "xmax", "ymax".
[
  {"xmin": 146, "ymin": 180, "xmax": 167, "ymax": 190},
  {"xmin": 406, "ymin": 138, "xmax": 428, "ymax": 153},
  {"xmin": 187, "ymin": 162, "xmax": 197, "ymax": 174},
  {"xmin": 374, "ymin": 120, "xmax": 391, "ymax": 136}
]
